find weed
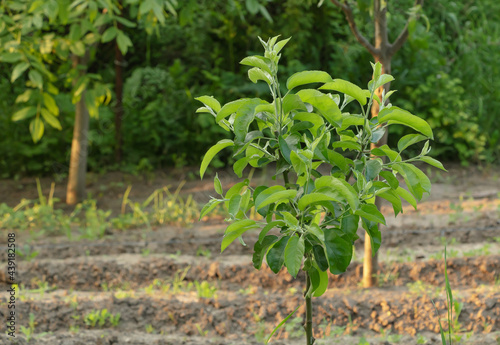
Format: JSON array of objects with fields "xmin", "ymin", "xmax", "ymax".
[
  {"xmin": 375, "ymin": 271, "xmax": 399, "ymax": 287},
  {"xmin": 84, "ymin": 309, "xmax": 121, "ymax": 328},
  {"xmin": 15, "ymin": 244, "xmax": 39, "ymax": 262},
  {"xmin": 141, "ymin": 248, "xmax": 151, "ymax": 257},
  {"xmin": 284, "ymin": 316, "xmax": 305, "ymax": 339},
  {"xmin": 407, "ymin": 280, "xmax": 442, "ymax": 298},
  {"xmin": 73, "ymin": 200, "xmax": 111, "ymax": 240},
  {"xmin": 195, "ymin": 323, "xmax": 208, "ymax": 336},
  {"xmin": 416, "ymin": 333, "xmax": 428, "ymax": 344},
  {"xmin": 196, "ymin": 247, "xmax": 212, "ymax": 259},
  {"xmin": 464, "ymin": 244, "xmax": 491, "ymax": 257},
  {"xmin": 239, "ymin": 285, "xmax": 256, "ymax": 295},
  {"xmin": 145, "ymin": 324, "xmax": 155, "ymax": 334},
  {"xmin": 195, "ymin": 280, "xmax": 217, "ymax": 299},
  {"xmin": 19, "ymin": 313, "xmax": 49, "ymax": 341},
  {"xmin": 0, "ymin": 180, "xmax": 71, "ymax": 237}
]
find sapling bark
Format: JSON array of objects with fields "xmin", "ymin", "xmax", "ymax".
[{"xmin": 197, "ymin": 36, "xmax": 443, "ymax": 344}]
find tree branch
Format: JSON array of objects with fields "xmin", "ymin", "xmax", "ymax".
[
  {"xmin": 330, "ymin": 0, "xmax": 377, "ymax": 56},
  {"xmin": 388, "ymin": 0, "xmax": 424, "ymax": 56}
]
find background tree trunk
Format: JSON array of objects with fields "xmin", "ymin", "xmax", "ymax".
[
  {"xmin": 66, "ymin": 56, "xmax": 90, "ymax": 205},
  {"xmin": 330, "ymin": 0, "xmax": 423, "ymax": 287}
]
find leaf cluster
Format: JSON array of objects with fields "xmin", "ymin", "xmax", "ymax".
[{"xmin": 197, "ymin": 36, "xmax": 443, "ymax": 297}]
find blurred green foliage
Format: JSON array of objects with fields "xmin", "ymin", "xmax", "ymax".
[{"xmin": 0, "ymin": 0, "xmax": 498, "ymax": 178}]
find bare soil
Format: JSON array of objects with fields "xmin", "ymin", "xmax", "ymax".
[{"xmin": 0, "ymin": 164, "xmax": 499, "ymax": 344}]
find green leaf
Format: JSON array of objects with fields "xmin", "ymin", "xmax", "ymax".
[
  {"xmin": 216, "ymin": 99, "xmax": 251, "ymax": 123},
  {"xmin": 117, "ymin": 31, "xmax": 133, "ymax": 55},
  {"xmin": 258, "ymin": 220, "xmax": 285, "ymax": 243},
  {"xmin": 266, "ymin": 235, "xmax": 290, "ymax": 273},
  {"xmin": 41, "ymin": 109, "xmax": 62, "ymax": 130},
  {"xmin": 378, "ymin": 189, "xmax": 402, "ymax": 216},
  {"xmin": 282, "ymin": 93, "xmax": 307, "ymax": 115},
  {"xmin": 228, "ymin": 194, "xmax": 242, "ymax": 217},
  {"xmin": 293, "ymin": 112, "xmax": 324, "ymax": 135},
  {"xmin": 328, "ymin": 151, "xmax": 348, "ymax": 173},
  {"xmin": 101, "ymin": 26, "xmax": 118, "ymax": 43},
  {"xmin": 312, "ymin": 266, "xmax": 329, "ymax": 297},
  {"xmin": 365, "ymin": 159, "xmax": 383, "ymax": 181},
  {"xmin": 379, "ymin": 171, "xmax": 399, "ymax": 189},
  {"xmin": 234, "ymin": 99, "xmax": 263, "ymax": 142},
  {"xmin": 199, "ymin": 199, "xmax": 222, "ymax": 220},
  {"xmin": 253, "ymin": 235, "xmax": 278, "ymax": 269},
  {"xmin": 324, "ymin": 230, "xmax": 352, "ymax": 275},
  {"xmin": 395, "ymin": 186, "xmax": 417, "ymax": 210},
  {"xmin": 221, "ymin": 219, "xmax": 259, "ymax": 253},
  {"xmin": 284, "ymin": 236, "xmax": 305, "ymax": 277},
  {"xmin": 296, "ymin": 89, "xmax": 342, "ymax": 126},
  {"xmin": 12, "ymin": 107, "xmax": 37, "ymax": 121},
  {"xmin": 312, "ymin": 245, "xmax": 329, "ymax": 272},
  {"xmin": 362, "ymin": 219, "xmax": 381, "ymax": 255},
  {"xmin": 355, "ymin": 203, "xmax": 386, "ymax": 225},
  {"xmin": 43, "ymin": 93, "xmax": 59, "ymax": 115},
  {"xmin": 70, "ymin": 41, "xmax": 85, "ymax": 56},
  {"xmin": 240, "ymin": 56, "xmax": 272, "ymax": 74},
  {"xmin": 248, "ymin": 67, "xmax": 272, "ymax": 85},
  {"xmin": 255, "ymin": 187, "xmax": 297, "ymax": 211},
  {"xmin": 371, "ymin": 61, "xmax": 382, "ymax": 81},
  {"xmin": 392, "ymin": 163, "xmax": 431, "ymax": 201},
  {"xmin": 397, "ymin": 134, "xmax": 428, "ymax": 152},
  {"xmin": 297, "ymin": 192, "xmax": 341, "ymax": 211},
  {"xmin": 0, "ymin": 52, "xmax": 23, "ymax": 63},
  {"xmin": 278, "ymin": 136, "xmax": 292, "ymax": 164},
  {"xmin": 273, "ymin": 37, "xmax": 291, "ymax": 54},
  {"xmin": 373, "ymin": 74, "xmax": 395, "ymax": 91},
  {"xmin": 378, "ymin": 106, "xmax": 433, "ymax": 139},
  {"xmin": 195, "ymin": 95, "xmax": 221, "ymax": 113},
  {"xmin": 371, "ymin": 145, "xmax": 401, "ymax": 162},
  {"xmin": 286, "ymin": 71, "xmax": 332, "ymax": 90},
  {"xmin": 29, "ymin": 117, "xmax": 44, "ymax": 143},
  {"xmin": 315, "ymin": 176, "xmax": 359, "ymax": 211},
  {"xmin": 320, "ymin": 79, "xmax": 367, "ymax": 106},
  {"xmin": 331, "ymin": 141, "xmax": 362, "ymax": 151},
  {"xmin": 11, "ymin": 62, "xmax": 30, "ymax": 83},
  {"xmin": 233, "ymin": 157, "xmax": 248, "ymax": 178},
  {"xmin": 115, "ymin": 16, "xmax": 137, "ymax": 28},
  {"xmin": 200, "ymin": 139, "xmax": 234, "ymax": 179},
  {"xmin": 214, "ymin": 174, "xmax": 223, "ymax": 195},
  {"xmin": 28, "ymin": 70, "xmax": 43, "ymax": 89},
  {"xmin": 340, "ymin": 214, "xmax": 359, "ymax": 242},
  {"xmin": 420, "ymin": 156, "xmax": 447, "ymax": 171}
]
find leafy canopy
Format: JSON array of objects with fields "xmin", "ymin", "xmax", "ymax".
[{"xmin": 197, "ymin": 36, "xmax": 443, "ymax": 297}]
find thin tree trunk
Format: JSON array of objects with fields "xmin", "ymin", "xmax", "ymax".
[
  {"xmin": 114, "ymin": 26, "xmax": 124, "ymax": 163},
  {"xmin": 331, "ymin": 0, "xmax": 424, "ymax": 288},
  {"xmin": 362, "ymin": 0, "xmax": 391, "ymax": 288},
  {"xmin": 66, "ymin": 55, "xmax": 90, "ymax": 205}
]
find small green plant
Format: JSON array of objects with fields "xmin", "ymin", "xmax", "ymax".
[
  {"xmin": 416, "ymin": 333, "xmax": 428, "ymax": 344},
  {"xmin": 195, "ymin": 323, "xmax": 208, "ymax": 336},
  {"xmin": 15, "ymin": 244, "xmax": 39, "ymax": 262},
  {"xmin": 197, "ymin": 36, "xmax": 442, "ymax": 345},
  {"xmin": 73, "ymin": 200, "xmax": 111, "ymax": 240},
  {"xmin": 19, "ymin": 313, "xmax": 49, "ymax": 341},
  {"xmin": 432, "ymin": 246, "xmax": 464, "ymax": 345},
  {"xmin": 0, "ymin": 180, "xmax": 71, "ymax": 237},
  {"xmin": 145, "ymin": 324, "xmax": 155, "ymax": 334},
  {"xmin": 195, "ymin": 280, "xmax": 218, "ymax": 299},
  {"xmin": 84, "ymin": 309, "xmax": 120, "ymax": 328},
  {"xmin": 196, "ymin": 247, "xmax": 212, "ymax": 259}
]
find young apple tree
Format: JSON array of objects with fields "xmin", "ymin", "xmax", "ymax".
[{"xmin": 197, "ymin": 36, "xmax": 444, "ymax": 345}]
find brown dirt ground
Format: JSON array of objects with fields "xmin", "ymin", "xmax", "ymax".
[{"xmin": 0, "ymin": 164, "xmax": 499, "ymax": 344}]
